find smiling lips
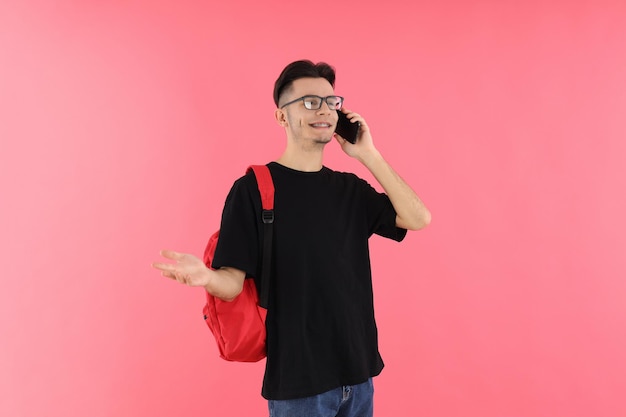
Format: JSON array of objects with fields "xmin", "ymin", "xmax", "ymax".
[{"xmin": 310, "ymin": 122, "xmax": 333, "ymax": 128}]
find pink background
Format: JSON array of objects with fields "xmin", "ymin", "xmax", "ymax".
[{"xmin": 1, "ymin": 1, "xmax": 625, "ymax": 416}]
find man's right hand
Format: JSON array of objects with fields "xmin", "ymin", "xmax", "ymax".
[
  {"xmin": 152, "ymin": 250, "xmax": 210, "ymax": 287},
  {"xmin": 152, "ymin": 250, "xmax": 246, "ymax": 301}
]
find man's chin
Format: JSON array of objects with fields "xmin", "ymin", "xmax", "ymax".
[{"xmin": 313, "ymin": 135, "xmax": 333, "ymax": 145}]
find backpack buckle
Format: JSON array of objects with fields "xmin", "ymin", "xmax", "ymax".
[{"xmin": 262, "ymin": 210, "xmax": 274, "ymax": 224}]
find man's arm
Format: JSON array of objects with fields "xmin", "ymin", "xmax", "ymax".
[
  {"xmin": 152, "ymin": 250, "xmax": 246, "ymax": 301},
  {"xmin": 335, "ymin": 109, "xmax": 431, "ymax": 231},
  {"xmin": 358, "ymin": 150, "xmax": 431, "ymax": 230}
]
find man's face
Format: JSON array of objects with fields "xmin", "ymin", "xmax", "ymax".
[{"xmin": 278, "ymin": 77, "xmax": 339, "ymax": 145}]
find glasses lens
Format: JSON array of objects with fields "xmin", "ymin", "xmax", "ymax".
[
  {"xmin": 327, "ymin": 96, "xmax": 342, "ymax": 110},
  {"xmin": 303, "ymin": 96, "xmax": 322, "ymax": 110}
]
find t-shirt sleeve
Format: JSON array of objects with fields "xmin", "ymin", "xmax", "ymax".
[
  {"xmin": 361, "ymin": 179, "xmax": 408, "ymax": 242},
  {"xmin": 210, "ymin": 174, "xmax": 261, "ymax": 277}
]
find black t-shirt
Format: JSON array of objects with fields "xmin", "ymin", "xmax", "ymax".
[{"xmin": 212, "ymin": 162, "xmax": 407, "ymax": 400}]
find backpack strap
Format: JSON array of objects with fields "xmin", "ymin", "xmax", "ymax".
[
  {"xmin": 248, "ymin": 165, "xmax": 275, "ymax": 211},
  {"xmin": 247, "ymin": 165, "xmax": 274, "ymax": 310}
]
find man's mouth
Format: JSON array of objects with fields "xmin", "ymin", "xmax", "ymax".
[{"xmin": 310, "ymin": 122, "xmax": 332, "ymax": 128}]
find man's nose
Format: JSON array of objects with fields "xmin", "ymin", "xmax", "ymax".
[{"xmin": 317, "ymin": 99, "xmax": 333, "ymax": 114}]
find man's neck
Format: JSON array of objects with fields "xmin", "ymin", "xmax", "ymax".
[{"xmin": 276, "ymin": 141, "xmax": 325, "ymax": 172}]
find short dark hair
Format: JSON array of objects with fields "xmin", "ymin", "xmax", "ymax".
[{"xmin": 273, "ymin": 60, "xmax": 336, "ymax": 107}]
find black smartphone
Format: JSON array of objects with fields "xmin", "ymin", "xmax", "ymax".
[{"xmin": 335, "ymin": 111, "xmax": 360, "ymax": 144}]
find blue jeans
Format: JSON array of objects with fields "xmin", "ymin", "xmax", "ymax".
[{"xmin": 268, "ymin": 378, "xmax": 374, "ymax": 417}]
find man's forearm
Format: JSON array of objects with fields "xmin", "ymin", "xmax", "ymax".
[
  {"xmin": 204, "ymin": 267, "xmax": 246, "ymax": 301},
  {"xmin": 358, "ymin": 149, "xmax": 431, "ymax": 230}
]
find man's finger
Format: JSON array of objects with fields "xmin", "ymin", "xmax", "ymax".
[
  {"xmin": 160, "ymin": 249, "xmax": 185, "ymax": 261},
  {"xmin": 152, "ymin": 262, "xmax": 175, "ymax": 272}
]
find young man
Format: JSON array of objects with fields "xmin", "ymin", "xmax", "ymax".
[{"xmin": 153, "ymin": 60, "xmax": 431, "ymax": 417}]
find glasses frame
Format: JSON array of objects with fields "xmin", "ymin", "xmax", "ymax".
[{"xmin": 280, "ymin": 95, "xmax": 345, "ymax": 110}]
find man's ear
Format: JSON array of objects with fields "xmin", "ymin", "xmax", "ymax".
[{"xmin": 274, "ymin": 108, "xmax": 288, "ymax": 127}]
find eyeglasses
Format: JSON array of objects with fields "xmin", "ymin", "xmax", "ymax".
[{"xmin": 280, "ymin": 95, "xmax": 344, "ymax": 111}]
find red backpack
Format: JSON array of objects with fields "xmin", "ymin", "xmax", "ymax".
[{"xmin": 202, "ymin": 165, "xmax": 274, "ymax": 362}]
